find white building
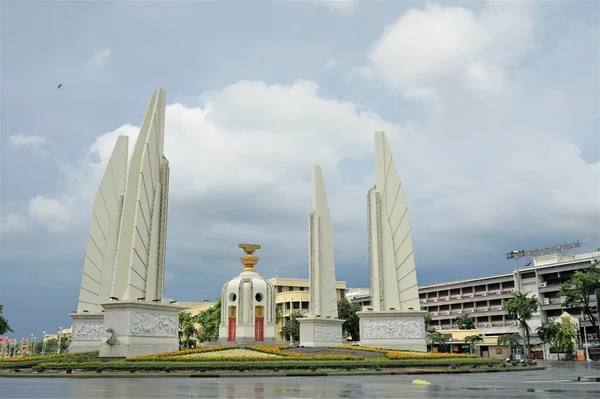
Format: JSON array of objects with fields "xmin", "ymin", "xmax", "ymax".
[{"xmin": 349, "ymin": 250, "xmax": 600, "ymax": 345}]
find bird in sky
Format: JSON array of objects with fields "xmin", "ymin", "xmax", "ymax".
[{"xmin": 57, "ymin": 84, "xmax": 62, "ymax": 89}]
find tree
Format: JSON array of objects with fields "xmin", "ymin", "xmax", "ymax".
[
  {"xmin": 504, "ymin": 292, "xmax": 539, "ymax": 357},
  {"xmin": 281, "ymin": 311, "xmax": 303, "ymax": 342},
  {"xmin": 536, "ymin": 323, "xmax": 560, "ymax": 348},
  {"xmin": 464, "ymin": 334, "xmax": 484, "ymax": 354},
  {"xmin": 0, "ymin": 305, "xmax": 13, "ymax": 335},
  {"xmin": 497, "ymin": 333, "xmax": 522, "ymax": 361},
  {"xmin": 195, "ymin": 298, "xmax": 221, "ymax": 342},
  {"xmin": 560, "ymin": 261, "xmax": 600, "ymax": 339},
  {"xmin": 39, "ymin": 336, "xmax": 69, "ymax": 354},
  {"xmin": 424, "ymin": 314, "xmax": 432, "ymax": 331},
  {"xmin": 455, "ymin": 314, "xmax": 475, "ymax": 330},
  {"xmin": 275, "ymin": 305, "xmax": 283, "ymax": 326},
  {"xmin": 552, "ymin": 319, "xmax": 577, "ymax": 360},
  {"xmin": 427, "ymin": 331, "xmax": 446, "ymax": 346},
  {"xmin": 178, "ymin": 311, "xmax": 197, "ymax": 349},
  {"xmin": 337, "ymin": 299, "xmax": 362, "ymax": 341}
]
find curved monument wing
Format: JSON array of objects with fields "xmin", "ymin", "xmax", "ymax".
[
  {"xmin": 76, "ymin": 135, "xmax": 128, "ymax": 313},
  {"xmin": 309, "ymin": 165, "xmax": 338, "ymax": 318},
  {"xmin": 371, "ymin": 131, "xmax": 420, "ymax": 311},
  {"xmin": 111, "ymin": 88, "xmax": 168, "ymax": 301}
]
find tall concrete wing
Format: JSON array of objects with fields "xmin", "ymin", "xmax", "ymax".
[
  {"xmin": 368, "ymin": 131, "xmax": 420, "ymax": 311},
  {"xmin": 308, "ymin": 165, "xmax": 338, "ymax": 318},
  {"xmin": 111, "ymin": 88, "xmax": 169, "ymax": 302},
  {"xmin": 76, "ymin": 136, "xmax": 129, "ymax": 313}
]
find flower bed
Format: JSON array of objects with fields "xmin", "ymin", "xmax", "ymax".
[
  {"xmin": 249, "ymin": 345, "xmax": 361, "ymax": 360},
  {"xmin": 184, "ymin": 349, "xmax": 279, "ymax": 359},
  {"xmin": 0, "ymin": 351, "xmax": 100, "ymax": 368},
  {"xmin": 129, "ymin": 346, "xmax": 231, "ymax": 362},
  {"xmin": 335, "ymin": 346, "xmax": 477, "ymax": 360},
  {"xmin": 128, "ymin": 345, "xmax": 478, "ymax": 363}
]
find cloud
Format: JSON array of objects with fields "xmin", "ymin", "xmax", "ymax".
[
  {"xmin": 324, "ymin": 59, "xmax": 339, "ymax": 70},
  {"xmin": 313, "ymin": 0, "xmax": 357, "ymax": 15},
  {"xmin": 363, "ymin": 3, "xmax": 537, "ymax": 129},
  {"xmin": 90, "ymin": 48, "xmax": 111, "ymax": 67},
  {"xmin": 1, "ymin": 3, "xmax": 598, "ymax": 299},
  {"xmin": 9, "ymin": 134, "xmax": 50, "ymax": 156},
  {"xmin": 4, "ymin": 72, "xmax": 598, "ymax": 263}
]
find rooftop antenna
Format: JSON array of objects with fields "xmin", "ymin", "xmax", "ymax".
[{"xmin": 275, "ymin": 269, "xmax": 278, "ymax": 278}]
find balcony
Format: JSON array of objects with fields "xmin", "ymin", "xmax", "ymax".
[{"xmin": 424, "ymin": 290, "xmax": 513, "ymax": 305}]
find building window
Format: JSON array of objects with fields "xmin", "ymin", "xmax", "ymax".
[
  {"xmin": 302, "ymin": 302, "xmax": 309, "ymax": 309},
  {"xmin": 299, "ymin": 287, "xmax": 304, "ymax": 291},
  {"xmin": 277, "ymin": 286, "xmax": 283, "ymax": 293},
  {"xmin": 289, "ymin": 286, "xmax": 294, "ymax": 292}
]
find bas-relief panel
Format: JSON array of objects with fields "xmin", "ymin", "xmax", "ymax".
[
  {"xmin": 73, "ymin": 322, "xmax": 104, "ymax": 341},
  {"xmin": 363, "ymin": 318, "xmax": 423, "ymax": 340},
  {"xmin": 130, "ymin": 312, "xmax": 178, "ymax": 337},
  {"xmin": 314, "ymin": 325, "xmax": 342, "ymax": 342}
]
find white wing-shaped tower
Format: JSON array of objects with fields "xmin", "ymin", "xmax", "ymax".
[
  {"xmin": 367, "ymin": 131, "xmax": 420, "ymax": 312},
  {"xmin": 76, "ymin": 135, "xmax": 128, "ymax": 313},
  {"xmin": 111, "ymin": 88, "xmax": 169, "ymax": 302},
  {"xmin": 308, "ymin": 165, "xmax": 338, "ymax": 318}
]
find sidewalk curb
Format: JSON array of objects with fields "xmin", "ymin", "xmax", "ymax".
[{"xmin": 0, "ymin": 367, "xmax": 546, "ymax": 379}]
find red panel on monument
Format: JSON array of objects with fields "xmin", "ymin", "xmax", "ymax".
[
  {"xmin": 228, "ymin": 317, "xmax": 236, "ymax": 342},
  {"xmin": 255, "ymin": 317, "xmax": 264, "ymax": 341}
]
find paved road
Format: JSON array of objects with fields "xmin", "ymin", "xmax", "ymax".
[{"xmin": 1, "ymin": 362, "xmax": 598, "ymax": 398}]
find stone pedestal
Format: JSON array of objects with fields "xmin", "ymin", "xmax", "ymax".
[
  {"xmin": 357, "ymin": 310, "xmax": 427, "ymax": 351},
  {"xmin": 217, "ymin": 324, "xmax": 277, "ymax": 346},
  {"xmin": 298, "ymin": 317, "xmax": 345, "ymax": 347},
  {"xmin": 99, "ymin": 301, "xmax": 184, "ymax": 359},
  {"xmin": 69, "ymin": 313, "xmax": 104, "ymax": 353}
]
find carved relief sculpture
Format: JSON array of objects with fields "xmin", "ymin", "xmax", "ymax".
[
  {"xmin": 314, "ymin": 325, "xmax": 342, "ymax": 342},
  {"xmin": 363, "ymin": 319, "xmax": 423, "ymax": 340},
  {"xmin": 131, "ymin": 312, "xmax": 178, "ymax": 337},
  {"xmin": 73, "ymin": 322, "xmax": 104, "ymax": 341}
]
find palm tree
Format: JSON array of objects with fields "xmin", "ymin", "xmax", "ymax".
[
  {"xmin": 464, "ymin": 334, "xmax": 484, "ymax": 354},
  {"xmin": 497, "ymin": 333, "xmax": 522, "ymax": 361},
  {"xmin": 504, "ymin": 292, "xmax": 539, "ymax": 358}
]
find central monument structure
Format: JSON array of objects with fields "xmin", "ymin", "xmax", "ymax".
[
  {"xmin": 70, "ymin": 88, "xmax": 183, "ymax": 358},
  {"xmin": 218, "ymin": 244, "xmax": 277, "ymax": 345},
  {"xmin": 357, "ymin": 131, "xmax": 427, "ymax": 351},
  {"xmin": 298, "ymin": 166, "xmax": 344, "ymax": 347}
]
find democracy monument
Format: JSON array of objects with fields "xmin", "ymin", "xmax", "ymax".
[
  {"xmin": 70, "ymin": 88, "xmax": 183, "ymax": 358},
  {"xmin": 68, "ymin": 88, "xmax": 426, "ymax": 355},
  {"xmin": 298, "ymin": 165, "xmax": 344, "ymax": 347},
  {"xmin": 218, "ymin": 244, "xmax": 277, "ymax": 344},
  {"xmin": 357, "ymin": 131, "xmax": 427, "ymax": 351}
]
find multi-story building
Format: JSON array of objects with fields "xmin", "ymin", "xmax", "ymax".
[
  {"xmin": 349, "ymin": 251, "xmax": 600, "ymax": 344},
  {"xmin": 269, "ymin": 278, "xmax": 346, "ymax": 339}
]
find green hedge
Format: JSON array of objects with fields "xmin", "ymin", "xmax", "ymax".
[
  {"xmin": 33, "ymin": 357, "xmax": 500, "ymax": 372},
  {"xmin": 0, "ymin": 352, "xmax": 100, "ymax": 369}
]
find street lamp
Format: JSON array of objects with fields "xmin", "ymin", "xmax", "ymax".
[
  {"xmin": 41, "ymin": 331, "xmax": 46, "ymax": 356},
  {"xmin": 506, "ymin": 250, "xmax": 526, "ymax": 292},
  {"xmin": 57, "ymin": 326, "xmax": 63, "ymax": 354},
  {"xmin": 29, "ymin": 334, "xmax": 34, "ymax": 355}
]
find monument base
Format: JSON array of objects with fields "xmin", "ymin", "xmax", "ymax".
[
  {"xmin": 99, "ymin": 301, "xmax": 184, "ymax": 359},
  {"xmin": 357, "ymin": 310, "xmax": 427, "ymax": 352},
  {"xmin": 298, "ymin": 317, "xmax": 345, "ymax": 347},
  {"xmin": 217, "ymin": 324, "xmax": 277, "ymax": 346},
  {"xmin": 69, "ymin": 313, "xmax": 104, "ymax": 353}
]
